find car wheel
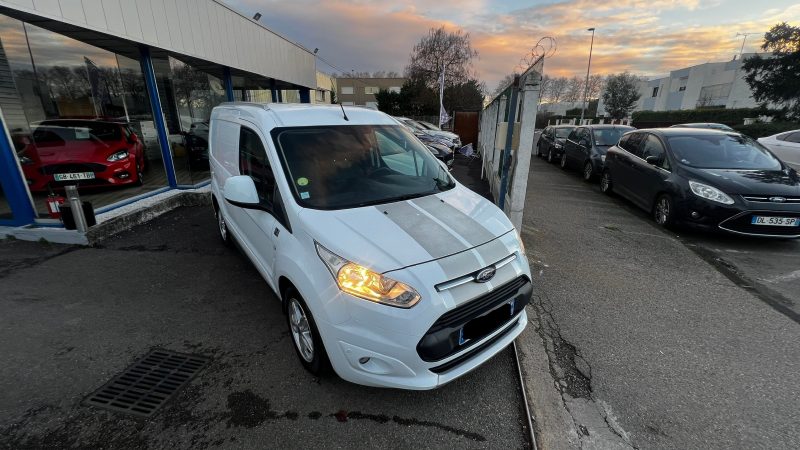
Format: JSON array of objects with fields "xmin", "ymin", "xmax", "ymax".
[
  {"xmin": 560, "ymin": 152, "xmax": 568, "ymax": 170},
  {"xmin": 653, "ymin": 194, "xmax": 675, "ymax": 228},
  {"xmin": 600, "ymin": 170, "xmax": 613, "ymax": 195},
  {"xmin": 286, "ymin": 290, "xmax": 330, "ymax": 375},
  {"xmin": 215, "ymin": 205, "xmax": 233, "ymax": 247},
  {"xmin": 135, "ymin": 158, "xmax": 144, "ymax": 186},
  {"xmin": 547, "ymin": 148, "xmax": 554, "ymax": 163},
  {"xmin": 583, "ymin": 161, "xmax": 595, "ymax": 182}
]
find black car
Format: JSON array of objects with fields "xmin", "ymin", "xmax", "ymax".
[
  {"xmin": 536, "ymin": 125, "xmax": 575, "ymax": 163},
  {"xmin": 600, "ymin": 128, "xmax": 800, "ymax": 238},
  {"xmin": 426, "ymin": 142, "xmax": 454, "ymax": 168},
  {"xmin": 560, "ymin": 125, "xmax": 635, "ymax": 181},
  {"xmin": 185, "ymin": 121, "xmax": 209, "ymax": 169}
]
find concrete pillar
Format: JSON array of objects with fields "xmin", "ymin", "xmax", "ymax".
[{"xmin": 507, "ymin": 71, "xmax": 541, "ymax": 230}]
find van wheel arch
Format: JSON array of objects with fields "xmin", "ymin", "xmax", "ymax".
[{"xmin": 278, "ymin": 276, "xmax": 296, "ymax": 314}]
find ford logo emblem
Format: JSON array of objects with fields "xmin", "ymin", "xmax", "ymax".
[
  {"xmin": 475, "ymin": 267, "xmax": 496, "ymax": 283},
  {"xmin": 770, "ymin": 197, "xmax": 787, "ymax": 203}
]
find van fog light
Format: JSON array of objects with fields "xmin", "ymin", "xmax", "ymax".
[
  {"xmin": 690, "ymin": 211, "xmax": 700, "ymax": 219},
  {"xmin": 358, "ymin": 357, "xmax": 370, "ymax": 365}
]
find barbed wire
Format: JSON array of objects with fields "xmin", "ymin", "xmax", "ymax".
[{"xmin": 515, "ymin": 36, "xmax": 557, "ymax": 74}]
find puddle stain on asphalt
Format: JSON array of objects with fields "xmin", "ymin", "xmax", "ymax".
[{"xmin": 330, "ymin": 410, "xmax": 486, "ymax": 442}]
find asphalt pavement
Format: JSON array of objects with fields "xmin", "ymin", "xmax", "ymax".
[
  {"xmin": 519, "ymin": 155, "xmax": 800, "ymax": 449},
  {"xmin": 0, "ymin": 202, "xmax": 529, "ymax": 448}
]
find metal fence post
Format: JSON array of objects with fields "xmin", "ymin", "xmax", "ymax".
[
  {"xmin": 498, "ymin": 76, "xmax": 520, "ymax": 211},
  {"xmin": 64, "ymin": 185, "xmax": 88, "ymax": 233}
]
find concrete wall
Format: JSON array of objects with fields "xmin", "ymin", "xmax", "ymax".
[{"xmin": 0, "ymin": 0, "xmax": 317, "ymax": 88}]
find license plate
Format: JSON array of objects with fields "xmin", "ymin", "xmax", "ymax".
[
  {"xmin": 750, "ymin": 216, "xmax": 800, "ymax": 227},
  {"xmin": 54, "ymin": 172, "xmax": 95, "ymax": 181}
]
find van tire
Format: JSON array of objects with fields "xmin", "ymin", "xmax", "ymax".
[
  {"xmin": 214, "ymin": 203, "xmax": 234, "ymax": 247},
  {"xmin": 285, "ymin": 289, "xmax": 331, "ymax": 375}
]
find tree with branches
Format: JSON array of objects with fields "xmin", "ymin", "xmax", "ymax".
[
  {"xmin": 602, "ymin": 72, "xmax": 641, "ymax": 119},
  {"xmin": 405, "ymin": 26, "xmax": 478, "ymax": 88},
  {"xmin": 743, "ymin": 22, "xmax": 800, "ymax": 119}
]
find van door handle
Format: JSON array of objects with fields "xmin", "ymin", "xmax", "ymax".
[{"xmin": 273, "ymin": 227, "xmax": 280, "ymax": 237}]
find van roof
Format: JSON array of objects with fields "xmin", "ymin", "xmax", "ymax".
[{"xmin": 214, "ymin": 102, "xmax": 398, "ymax": 128}]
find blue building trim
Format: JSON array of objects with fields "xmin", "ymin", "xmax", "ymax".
[
  {"xmin": 0, "ymin": 115, "xmax": 36, "ymax": 226},
  {"xmin": 299, "ymin": 87, "xmax": 310, "ymax": 103},
  {"xmin": 139, "ymin": 46, "xmax": 178, "ymax": 188},
  {"xmin": 223, "ymin": 67, "xmax": 235, "ymax": 102}
]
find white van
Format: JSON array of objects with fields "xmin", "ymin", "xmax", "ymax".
[{"xmin": 210, "ymin": 103, "xmax": 531, "ymax": 389}]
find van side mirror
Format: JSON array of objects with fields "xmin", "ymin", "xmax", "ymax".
[
  {"xmin": 645, "ymin": 155, "xmax": 661, "ymax": 165},
  {"xmin": 224, "ymin": 175, "xmax": 263, "ymax": 210}
]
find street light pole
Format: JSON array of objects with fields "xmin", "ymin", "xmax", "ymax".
[{"xmin": 580, "ymin": 27, "xmax": 595, "ymax": 124}]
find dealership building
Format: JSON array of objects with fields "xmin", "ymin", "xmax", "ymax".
[{"xmin": 0, "ymin": 0, "xmax": 317, "ymax": 230}]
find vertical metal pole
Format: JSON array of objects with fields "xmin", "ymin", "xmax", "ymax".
[
  {"xmin": 139, "ymin": 46, "xmax": 177, "ymax": 188},
  {"xmin": 270, "ymin": 80, "xmax": 278, "ymax": 103},
  {"xmin": 64, "ymin": 185, "xmax": 87, "ymax": 233},
  {"xmin": 223, "ymin": 67, "xmax": 235, "ymax": 102},
  {"xmin": 498, "ymin": 77, "xmax": 520, "ymax": 210},
  {"xmin": 580, "ymin": 28, "xmax": 595, "ymax": 124},
  {"xmin": 0, "ymin": 110, "xmax": 36, "ymax": 226}
]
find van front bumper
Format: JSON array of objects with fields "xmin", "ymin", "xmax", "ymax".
[{"xmin": 318, "ymin": 277, "xmax": 531, "ymax": 390}]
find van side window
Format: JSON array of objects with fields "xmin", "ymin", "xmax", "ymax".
[{"xmin": 239, "ymin": 126, "xmax": 275, "ymax": 207}]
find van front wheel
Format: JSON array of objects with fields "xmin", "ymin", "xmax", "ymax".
[
  {"xmin": 215, "ymin": 206, "xmax": 233, "ymax": 247},
  {"xmin": 286, "ymin": 290, "xmax": 330, "ymax": 375}
]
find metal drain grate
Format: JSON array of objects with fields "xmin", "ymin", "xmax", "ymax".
[{"xmin": 84, "ymin": 349, "xmax": 208, "ymax": 417}]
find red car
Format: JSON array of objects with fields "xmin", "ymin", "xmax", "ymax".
[{"xmin": 17, "ymin": 119, "xmax": 146, "ymax": 192}]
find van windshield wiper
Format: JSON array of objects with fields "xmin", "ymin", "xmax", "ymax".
[{"xmin": 355, "ymin": 191, "xmax": 437, "ymax": 207}]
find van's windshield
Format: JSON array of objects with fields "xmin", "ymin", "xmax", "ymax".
[{"xmin": 272, "ymin": 125, "xmax": 455, "ymax": 210}]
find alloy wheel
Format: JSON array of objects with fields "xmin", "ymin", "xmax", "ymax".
[
  {"xmin": 655, "ymin": 196, "xmax": 671, "ymax": 226},
  {"xmin": 217, "ymin": 210, "xmax": 228, "ymax": 241},
  {"xmin": 560, "ymin": 153, "xmax": 568, "ymax": 169},
  {"xmin": 600, "ymin": 171, "xmax": 612, "ymax": 194},
  {"xmin": 547, "ymin": 149, "xmax": 554, "ymax": 163},
  {"xmin": 289, "ymin": 298, "xmax": 314, "ymax": 362},
  {"xmin": 583, "ymin": 162, "xmax": 593, "ymax": 181}
]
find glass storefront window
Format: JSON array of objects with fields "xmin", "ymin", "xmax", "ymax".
[
  {"xmin": 151, "ymin": 55, "xmax": 225, "ymax": 186},
  {"xmin": 0, "ymin": 14, "xmax": 169, "ymax": 219},
  {"xmin": 232, "ymin": 75, "xmax": 274, "ymax": 103}
]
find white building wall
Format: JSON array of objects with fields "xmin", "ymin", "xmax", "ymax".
[{"xmin": 0, "ymin": 0, "xmax": 317, "ymax": 88}]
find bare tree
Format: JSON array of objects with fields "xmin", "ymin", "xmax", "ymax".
[
  {"xmin": 547, "ymin": 77, "xmax": 569, "ymax": 103},
  {"xmin": 585, "ymin": 74, "xmax": 605, "ymax": 100},
  {"xmin": 405, "ymin": 26, "xmax": 478, "ymax": 88},
  {"xmin": 564, "ymin": 76, "xmax": 584, "ymax": 102},
  {"xmin": 493, "ymin": 73, "xmax": 518, "ymax": 97}
]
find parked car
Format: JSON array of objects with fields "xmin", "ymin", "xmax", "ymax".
[
  {"xmin": 395, "ymin": 117, "xmax": 461, "ymax": 149},
  {"xmin": 536, "ymin": 125, "xmax": 575, "ymax": 163},
  {"xmin": 17, "ymin": 119, "xmax": 146, "ymax": 192},
  {"xmin": 601, "ymin": 128, "xmax": 800, "ymax": 237},
  {"xmin": 560, "ymin": 125, "xmax": 635, "ymax": 181},
  {"xmin": 670, "ymin": 123, "xmax": 734, "ymax": 131},
  {"xmin": 425, "ymin": 142, "xmax": 455, "ymax": 168},
  {"xmin": 185, "ymin": 121, "xmax": 210, "ymax": 170},
  {"xmin": 210, "ymin": 103, "xmax": 531, "ymax": 389},
  {"xmin": 757, "ymin": 129, "xmax": 800, "ymax": 170}
]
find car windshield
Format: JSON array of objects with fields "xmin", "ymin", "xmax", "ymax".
[
  {"xmin": 667, "ymin": 134, "xmax": 782, "ymax": 170},
  {"xmin": 272, "ymin": 125, "xmax": 455, "ymax": 210},
  {"xmin": 555, "ymin": 128, "xmax": 573, "ymax": 138},
  {"xmin": 419, "ymin": 121, "xmax": 440, "ymax": 131},
  {"xmin": 32, "ymin": 121, "xmax": 121, "ymax": 147},
  {"xmin": 593, "ymin": 128, "xmax": 631, "ymax": 146}
]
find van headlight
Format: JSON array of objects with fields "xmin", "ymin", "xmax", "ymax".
[
  {"xmin": 315, "ymin": 243, "xmax": 421, "ymax": 308},
  {"xmin": 688, "ymin": 181, "xmax": 734, "ymax": 205}
]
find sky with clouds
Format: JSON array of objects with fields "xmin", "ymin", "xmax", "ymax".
[{"xmin": 227, "ymin": 0, "xmax": 798, "ymax": 89}]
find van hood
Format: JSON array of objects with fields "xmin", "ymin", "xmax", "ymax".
[{"xmin": 299, "ymin": 187, "xmax": 514, "ymax": 273}]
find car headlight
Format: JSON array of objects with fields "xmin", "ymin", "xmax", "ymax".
[
  {"xmin": 688, "ymin": 180, "xmax": 734, "ymax": 205},
  {"xmin": 515, "ymin": 228, "xmax": 526, "ymax": 256},
  {"xmin": 18, "ymin": 155, "xmax": 33, "ymax": 165},
  {"xmin": 554, "ymin": 143, "xmax": 563, "ymax": 149},
  {"xmin": 107, "ymin": 150, "xmax": 129, "ymax": 162},
  {"xmin": 600, "ymin": 155, "xmax": 606, "ymax": 163},
  {"xmin": 315, "ymin": 243, "xmax": 421, "ymax": 308}
]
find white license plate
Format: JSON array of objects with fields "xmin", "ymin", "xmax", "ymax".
[
  {"xmin": 750, "ymin": 216, "xmax": 800, "ymax": 227},
  {"xmin": 54, "ymin": 172, "xmax": 95, "ymax": 181}
]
